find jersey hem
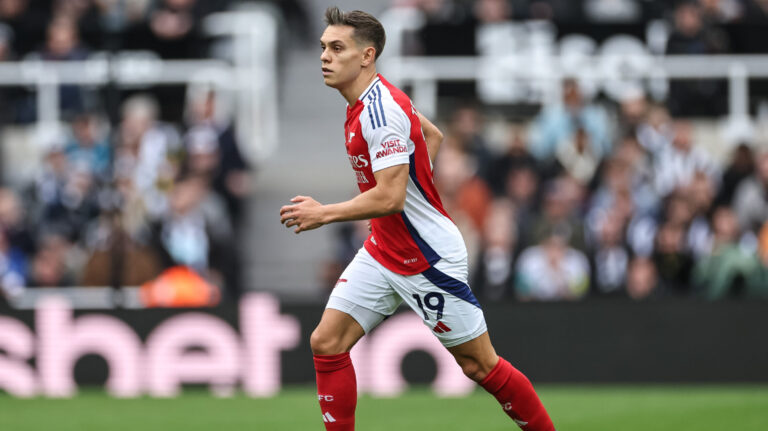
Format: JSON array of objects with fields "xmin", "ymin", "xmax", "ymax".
[{"xmin": 364, "ymin": 241, "xmax": 430, "ymax": 275}]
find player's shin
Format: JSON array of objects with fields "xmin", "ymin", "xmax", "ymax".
[
  {"xmin": 314, "ymin": 352, "xmax": 357, "ymax": 430},
  {"xmin": 480, "ymin": 357, "xmax": 555, "ymax": 431}
]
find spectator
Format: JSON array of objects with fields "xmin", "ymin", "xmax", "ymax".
[
  {"xmin": 183, "ymin": 88, "xmax": 250, "ymax": 226},
  {"xmin": 502, "ymin": 164, "xmax": 540, "ymax": 249},
  {"xmin": 0, "ymin": 229, "xmax": 26, "ymax": 299},
  {"xmin": 653, "ymin": 120, "xmax": 718, "ymax": 197},
  {"xmin": 685, "ymin": 171, "xmax": 717, "ymax": 257},
  {"xmin": 514, "ymin": 227, "xmax": 590, "ymax": 301},
  {"xmin": 756, "ymin": 222, "xmax": 768, "ymax": 296},
  {"xmin": 589, "ymin": 209, "xmax": 630, "ymax": 296},
  {"xmin": 529, "ymin": 78, "xmax": 612, "ymax": 166},
  {"xmin": 636, "ymin": 103, "xmax": 674, "ymax": 155},
  {"xmin": 617, "ymin": 87, "xmax": 648, "ymax": 138},
  {"xmin": 473, "ymin": 0, "xmax": 512, "ymax": 24},
  {"xmin": 486, "ymin": 124, "xmax": 537, "ymax": 196},
  {"xmin": 554, "ymin": 127, "xmax": 600, "ymax": 185},
  {"xmin": 626, "ymin": 257, "xmax": 659, "ymax": 300},
  {"xmin": 26, "ymin": 233, "xmax": 79, "ymax": 287},
  {"xmin": 136, "ymin": 0, "xmax": 223, "ymax": 59},
  {"xmin": 150, "ymin": 175, "xmax": 239, "ymax": 300},
  {"xmin": 652, "ymin": 220, "xmax": 694, "ymax": 296},
  {"xmin": 530, "ymin": 176, "xmax": 587, "ymax": 252},
  {"xmin": 33, "ymin": 16, "xmax": 92, "ymax": 116},
  {"xmin": 665, "ymin": 1, "xmax": 729, "ymax": 116},
  {"xmin": 114, "ymin": 94, "xmax": 181, "ymax": 219},
  {"xmin": 473, "ymin": 199, "xmax": 517, "ymax": 300},
  {"xmin": 0, "ymin": 22, "xmax": 24, "ymax": 123},
  {"xmin": 589, "ymin": 137, "xmax": 658, "ymax": 223},
  {"xmin": 446, "ymin": 104, "xmax": 494, "ymax": 180},
  {"xmin": 33, "ymin": 137, "xmax": 100, "ymax": 242},
  {"xmin": 698, "ymin": 0, "xmax": 743, "ymax": 24},
  {"xmin": 732, "ymin": 149, "xmax": 768, "ymax": 233},
  {"xmin": 0, "ymin": 0, "xmax": 47, "ymax": 56},
  {"xmin": 79, "ymin": 209, "xmax": 163, "ymax": 287},
  {"xmin": 414, "ymin": 0, "xmax": 476, "ymax": 57},
  {"xmin": 693, "ymin": 206, "xmax": 761, "ymax": 298},
  {"xmin": 0, "ymin": 188, "xmax": 35, "ymax": 257},
  {"xmin": 714, "ymin": 143, "xmax": 754, "ymax": 207},
  {"xmin": 65, "ymin": 112, "xmax": 111, "ymax": 180}
]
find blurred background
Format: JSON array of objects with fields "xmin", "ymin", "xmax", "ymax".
[
  {"xmin": 0, "ymin": 0, "xmax": 767, "ymax": 425},
  {"xmin": 1, "ymin": 0, "xmax": 768, "ymax": 306}
]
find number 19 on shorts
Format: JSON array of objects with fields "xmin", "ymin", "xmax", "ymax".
[{"xmin": 412, "ymin": 292, "xmax": 445, "ymax": 320}]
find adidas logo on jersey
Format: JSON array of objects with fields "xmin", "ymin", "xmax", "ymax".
[
  {"xmin": 432, "ymin": 321, "xmax": 452, "ymax": 333},
  {"xmin": 322, "ymin": 412, "xmax": 336, "ymax": 423}
]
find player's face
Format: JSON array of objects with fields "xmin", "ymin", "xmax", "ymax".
[{"xmin": 320, "ymin": 25, "xmax": 365, "ymax": 89}]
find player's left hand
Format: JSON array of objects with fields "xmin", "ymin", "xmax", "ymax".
[{"xmin": 280, "ymin": 195, "xmax": 325, "ymax": 234}]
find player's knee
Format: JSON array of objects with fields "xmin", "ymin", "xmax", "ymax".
[
  {"xmin": 310, "ymin": 328, "xmax": 346, "ymax": 355},
  {"xmin": 458, "ymin": 358, "xmax": 486, "ymax": 382},
  {"xmin": 455, "ymin": 355, "xmax": 497, "ymax": 382}
]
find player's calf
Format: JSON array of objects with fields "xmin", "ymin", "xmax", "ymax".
[
  {"xmin": 480, "ymin": 357, "xmax": 556, "ymax": 431},
  {"xmin": 311, "ymin": 309, "xmax": 366, "ymax": 430},
  {"xmin": 314, "ymin": 352, "xmax": 357, "ymax": 430}
]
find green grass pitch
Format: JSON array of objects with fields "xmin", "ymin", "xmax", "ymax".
[{"xmin": 1, "ymin": 385, "xmax": 767, "ymax": 430}]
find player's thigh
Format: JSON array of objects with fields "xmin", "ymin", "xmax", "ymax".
[
  {"xmin": 326, "ymin": 247, "xmax": 403, "ymax": 335},
  {"xmin": 390, "ymin": 259, "xmax": 488, "ymax": 348},
  {"xmin": 311, "ymin": 308, "xmax": 366, "ymax": 354}
]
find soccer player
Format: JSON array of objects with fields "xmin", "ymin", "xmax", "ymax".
[{"xmin": 279, "ymin": 7, "xmax": 555, "ymax": 430}]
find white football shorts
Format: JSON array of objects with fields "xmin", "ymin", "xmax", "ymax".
[{"xmin": 327, "ymin": 247, "xmax": 487, "ymax": 347}]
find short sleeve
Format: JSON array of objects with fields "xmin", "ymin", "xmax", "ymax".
[{"xmin": 360, "ymin": 98, "xmax": 411, "ymax": 173}]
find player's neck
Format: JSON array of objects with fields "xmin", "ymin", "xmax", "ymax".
[{"xmin": 339, "ymin": 68, "xmax": 378, "ymax": 106}]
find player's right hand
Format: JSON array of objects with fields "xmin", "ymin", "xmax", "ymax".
[{"xmin": 280, "ymin": 195, "xmax": 326, "ymax": 234}]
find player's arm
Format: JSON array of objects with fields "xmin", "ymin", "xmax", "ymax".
[
  {"xmin": 417, "ymin": 112, "xmax": 443, "ymax": 164},
  {"xmin": 279, "ymin": 164, "xmax": 408, "ymax": 234}
]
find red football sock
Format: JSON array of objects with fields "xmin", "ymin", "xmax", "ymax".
[
  {"xmin": 480, "ymin": 357, "xmax": 555, "ymax": 431},
  {"xmin": 314, "ymin": 353, "xmax": 357, "ymax": 430}
]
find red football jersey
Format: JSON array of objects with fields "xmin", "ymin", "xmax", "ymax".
[{"xmin": 343, "ymin": 75, "xmax": 467, "ymax": 275}]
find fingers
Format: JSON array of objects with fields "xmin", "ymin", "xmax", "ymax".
[
  {"xmin": 279, "ymin": 205, "xmax": 293, "ymax": 216},
  {"xmin": 280, "ymin": 209, "xmax": 295, "ymax": 224},
  {"xmin": 280, "ymin": 196, "xmax": 314, "ymax": 234},
  {"xmin": 284, "ymin": 218, "xmax": 299, "ymax": 228}
]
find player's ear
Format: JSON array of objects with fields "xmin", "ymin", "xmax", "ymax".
[{"xmin": 361, "ymin": 46, "xmax": 376, "ymax": 67}]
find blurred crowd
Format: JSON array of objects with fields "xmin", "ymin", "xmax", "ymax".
[
  {"xmin": 2, "ymin": 0, "xmax": 768, "ymax": 304},
  {"xmin": 327, "ymin": 77, "xmax": 768, "ymax": 301},
  {"xmin": 0, "ymin": 0, "xmax": 303, "ymax": 304},
  {"xmin": 0, "ymin": 87, "xmax": 250, "ymax": 303},
  {"xmin": 317, "ymin": 0, "xmax": 768, "ymax": 301},
  {"xmin": 0, "ymin": 0, "xmax": 310, "ymax": 123},
  {"xmin": 394, "ymin": 0, "xmax": 768, "ymax": 34}
]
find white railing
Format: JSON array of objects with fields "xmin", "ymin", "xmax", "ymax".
[
  {"xmin": 5, "ymin": 287, "xmax": 143, "ymax": 309},
  {"xmin": 381, "ymin": 54, "xmax": 768, "ymax": 122},
  {"xmin": 0, "ymin": 6, "xmax": 279, "ymax": 164},
  {"xmin": 379, "ymin": 7, "xmax": 768, "ymax": 130}
]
